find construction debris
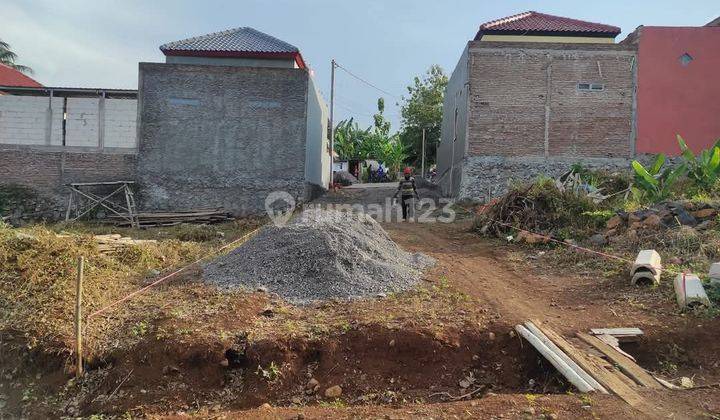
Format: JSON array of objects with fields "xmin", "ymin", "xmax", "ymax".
[
  {"xmin": 590, "ymin": 328, "xmax": 644, "ymax": 342},
  {"xmin": 109, "ymin": 208, "xmax": 234, "ymax": 227},
  {"xmin": 57, "ymin": 233, "xmax": 157, "ymax": 254},
  {"xmin": 709, "ymin": 262, "xmax": 720, "ymax": 285},
  {"xmin": 630, "ymin": 250, "xmax": 662, "ymax": 286},
  {"xmin": 673, "ymin": 273, "xmax": 711, "ymax": 309},
  {"xmin": 202, "ymin": 209, "xmax": 434, "ymax": 303}
]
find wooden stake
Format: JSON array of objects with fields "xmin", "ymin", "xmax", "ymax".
[{"xmin": 75, "ymin": 256, "xmax": 84, "ymax": 378}]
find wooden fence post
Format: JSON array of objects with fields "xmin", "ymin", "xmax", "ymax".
[{"xmin": 75, "ymin": 256, "xmax": 84, "ymax": 378}]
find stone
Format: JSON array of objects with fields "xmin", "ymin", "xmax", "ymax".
[
  {"xmin": 389, "ymin": 339, "xmax": 396, "ymax": 347},
  {"xmin": 667, "ymin": 256, "xmax": 683, "ymax": 265},
  {"xmin": 588, "ymin": 234, "xmax": 607, "ymax": 247},
  {"xmin": 259, "ymin": 402, "xmax": 273, "ymax": 410},
  {"xmin": 628, "ymin": 212, "xmax": 643, "ymax": 223},
  {"xmin": 692, "ymin": 208, "xmax": 716, "ymax": 219},
  {"xmin": 642, "ymin": 214, "xmax": 662, "ymax": 228},
  {"xmin": 680, "ymin": 377, "xmax": 694, "ymax": 388},
  {"xmin": 517, "ymin": 230, "xmax": 548, "ymax": 244},
  {"xmin": 488, "ymin": 331, "xmax": 496, "ymax": 341},
  {"xmin": 629, "ymin": 221, "xmax": 643, "ymax": 230},
  {"xmin": 695, "ymin": 220, "xmax": 713, "ymax": 231},
  {"xmin": 219, "ymin": 359, "xmax": 229, "ymax": 367},
  {"xmin": 306, "ymin": 378, "xmax": 319, "ymax": 390},
  {"xmin": 605, "ymin": 229, "xmax": 617, "ymax": 237},
  {"xmin": 324, "ymin": 385, "xmax": 343, "ymax": 398},
  {"xmin": 291, "ymin": 396, "xmax": 303, "ymax": 405},
  {"xmin": 626, "ymin": 229, "xmax": 638, "ymax": 241},
  {"xmin": 459, "ymin": 379, "xmax": 471, "ymax": 388},
  {"xmin": 605, "ymin": 215, "xmax": 623, "ymax": 229},
  {"xmin": 673, "ymin": 207, "xmax": 697, "ymax": 226}
]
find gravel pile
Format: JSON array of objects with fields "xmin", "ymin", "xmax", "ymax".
[{"xmin": 202, "ymin": 209, "xmax": 434, "ymax": 303}]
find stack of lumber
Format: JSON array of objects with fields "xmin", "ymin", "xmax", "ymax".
[
  {"xmin": 516, "ymin": 320, "xmax": 664, "ymax": 416},
  {"xmin": 58, "ymin": 233, "xmax": 157, "ymax": 254},
  {"xmin": 110, "ymin": 208, "xmax": 234, "ymax": 227}
]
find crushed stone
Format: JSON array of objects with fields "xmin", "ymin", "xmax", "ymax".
[{"xmin": 202, "ymin": 209, "xmax": 434, "ymax": 303}]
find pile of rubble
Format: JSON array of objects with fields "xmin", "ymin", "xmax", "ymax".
[{"xmin": 592, "ymin": 201, "xmax": 717, "ymax": 246}]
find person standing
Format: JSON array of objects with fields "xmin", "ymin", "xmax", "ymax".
[{"xmin": 393, "ymin": 167, "xmax": 420, "ymax": 221}]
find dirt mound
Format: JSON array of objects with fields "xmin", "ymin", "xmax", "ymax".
[{"xmin": 202, "ymin": 209, "xmax": 434, "ymax": 303}]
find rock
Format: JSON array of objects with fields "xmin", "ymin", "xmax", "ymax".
[
  {"xmin": 667, "ymin": 256, "xmax": 683, "ymax": 265},
  {"xmin": 517, "ymin": 231, "xmax": 549, "ymax": 244},
  {"xmin": 673, "ymin": 207, "xmax": 697, "ymax": 226},
  {"xmin": 695, "ymin": 220, "xmax": 713, "ymax": 231},
  {"xmin": 680, "ymin": 377, "xmax": 694, "ymax": 388},
  {"xmin": 488, "ymin": 331, "xmax": 496, "ymax": 341},
  {"xmin": 459, "ymin": 379, "xmax": 471, "ymax": 388},
  {"xmin": 306, "ymin": 378, "xmax": 319, "ymax": 390},
  {"xmin": 629, "ymin": 221, "xmax": 643, "ymax": 230},
  {"xmin": 628, "ymin": 212, "xmax": 643, "ymax": 223},
  {"xmin": 389, "ymin": 339, "xmax": 396, "ymax": 347},
  {"xmin": 642, "ymin": 214, "xmax": 662, "ymax": 228},
  {"xmin": 163, "ymin": 365, "xmax": 180, "ymax": 375},
  {"xmin": 259, "ymin": 402, "xmax": 273, "ymax": 410},
  {"xmin": 324, "ymin": 385, "xmax": 343, "ymax": 398},
  {"xmin": 692, "ymin": 208, "xmax": 716, "ymax": 219},
  {"xmin": 605, "ymin": 229, "xmax": 618, "ymax": 237},
  {"xmin": 291, "ymin": 396, "xmax": 303, "ymax": 405},
  {"xmin": 588, "ymin": 234, "xmax": 607, "ymax": 247},
  {"xmin": 219, "ymin": 359, "xmax": 229, "ymax": 367},
  {"xmin": 626, "ymin": 229, "xmax": 638, "ymax": 241},
  {"xmin": 606, "ymin": 215, "xmax": 623, "ymax": 229}
]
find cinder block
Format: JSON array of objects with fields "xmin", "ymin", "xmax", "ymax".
[
  {"xmin": 674, "ymin": 273, "xmax": 710, "ymax": 309},
  {"xmin": 630, "ymin": 249, "xmax": 662, "ymax": 286}
]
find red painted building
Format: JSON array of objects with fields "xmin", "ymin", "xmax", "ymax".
[{"xmin": 635, "ymin": 24, "xmax": 720, "ymax": 155}]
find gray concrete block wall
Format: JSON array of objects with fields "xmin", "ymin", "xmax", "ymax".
[{"xmin": 137, "ymin": 63, "xmax": 311, "ymax": 215}]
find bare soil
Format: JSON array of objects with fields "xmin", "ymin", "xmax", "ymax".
[{"xmin": 2, "ymin": 185, "xmax": 719, "ymax": 419}]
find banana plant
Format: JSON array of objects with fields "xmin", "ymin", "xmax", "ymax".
[
  {"xmin": 677, "ymin": 135, "xmax": 720, "ymax": 190},
  {"xmin": 631, "ymin": 153, "xmax": 686, "ymax": 202}
]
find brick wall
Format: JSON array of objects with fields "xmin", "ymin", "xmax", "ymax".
[
  {"xmin": 137, "ymin": 63, "xmax": 310, "ymax": 216},
  {"xmin": 467, "ymin": 41, "xmax": 636, "ymax": 159},
  {"xmin": 0, "ymin": 145, "xmax": 137, "ymax": 219}
]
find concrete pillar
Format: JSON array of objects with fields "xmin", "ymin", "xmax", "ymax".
[{"xmin": 98, "ymin": 91, "xmax": 106, "ymax": 150}]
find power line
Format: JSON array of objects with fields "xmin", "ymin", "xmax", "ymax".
[{"xmin": 334, "ymin": 62, "xmax": 401, "ymax": 100}]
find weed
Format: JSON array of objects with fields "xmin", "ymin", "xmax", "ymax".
[
  {"xmin": 319, "ymin": 399, "xmax": 347, "ymax": 408},
  {"xmin": 131, "ymin": 320, "xmax": 149, "ymax": 337},
  {"xmin": 256, "ymin": 361, "xmax": 281, "ymax": 382}
]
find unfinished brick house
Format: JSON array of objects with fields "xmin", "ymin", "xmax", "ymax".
[
  {"xmin": 138, "ymin": 27, "xmax": 330, "ymax": 215},
  {"xmin": 437, "ymin": 11, "xmax": 636, "ymax": 199}
]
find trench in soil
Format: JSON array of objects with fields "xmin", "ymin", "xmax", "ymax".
[{"xmin": 3, "ymin": 322, "xmax": 717, "ymax": 416}]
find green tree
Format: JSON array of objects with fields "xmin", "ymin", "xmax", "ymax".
[
  {"xmin": 333, "ymin": 118, "xmax": 369, "ymax": 160},
  {"xmin": 0, "ymin": 39, "xmax": 33, "ymax": 74},
  {"xmin": 398, "ymin": 65, "xmax": 448, "ymax": 168}
]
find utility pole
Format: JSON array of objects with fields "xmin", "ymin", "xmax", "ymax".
[
  {"xmin": 421, "ymin": 128, "xmax": 426, "ymax": 178},
  {"xmin": 329, "ymin": 59, "xmax": 337, "ymax": 186}
]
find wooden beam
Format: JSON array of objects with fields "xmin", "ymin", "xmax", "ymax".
[
  {"xmin": 533, "ymin": 321, "xmax": 647, "ymax": 409},
  {"xmin": 577, "ymin": 332, "xmax": 662, "ymax": 389}
]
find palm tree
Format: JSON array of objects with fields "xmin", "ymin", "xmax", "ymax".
[{"xmin": 0, "ymin": 38, "xmax": 33, "ymax": 74}]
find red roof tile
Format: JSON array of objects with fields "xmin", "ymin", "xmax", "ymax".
[
  {"xmin": 475, "ymin": 11, "xmax": 621, "ymax": 40},
  {"xmin": 0, "ymin": 63, "xmax": 42, "ymax": 88}
]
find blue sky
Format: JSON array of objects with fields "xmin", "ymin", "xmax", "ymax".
[{"xmin": 4, "ymin": 0, "xmax": 717, "ymax": 131}]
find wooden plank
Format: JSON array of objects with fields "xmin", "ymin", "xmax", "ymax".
[
  {"xmin": 515, "ymin": 325, "xmax": 595, "ymax": 392},
  {"xmin": 590, "ymin": 328, "xmax": 643, "ymax": 338},
  {"xmin": 533, "ymin": 322, "xmax": 647, "ymax": 409},
  {"xmin": 525, "ymin": 322, "xmax": 607, "ymax": 393},
  {"xmin": 577, "ymin": 332, "xmax": 662, "ymax": 389}
]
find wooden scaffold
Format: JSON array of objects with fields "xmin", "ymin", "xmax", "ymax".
[{"xmin": 65, "ymin": 181, "xmax": 139, "ymax": 228}]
